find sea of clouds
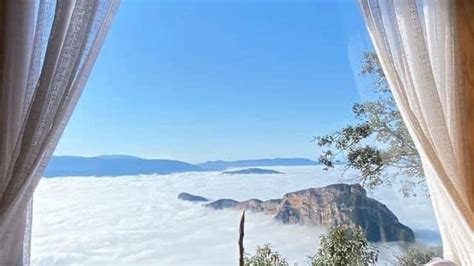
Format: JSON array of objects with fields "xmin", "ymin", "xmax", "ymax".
[{"xmin": 31, "ymin": 166, "xmax": 440, "ymax": 265}]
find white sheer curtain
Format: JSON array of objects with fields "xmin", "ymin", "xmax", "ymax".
[
  {"xmin": 359, "ymin": 0, "xmax": 473, "ymax": 264},
  {"xmin": 0, "ymin": 0, "xmax": 119, "ymax": 264}
]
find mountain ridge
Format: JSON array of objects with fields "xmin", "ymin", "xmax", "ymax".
[
  {"xmin": 45, "ymin": 155, "xmax": 317, "ymax": 177},
  {"xmin": 45, "ymin": 155, "xmax": 203, "ymax": 177},
  {"xmin": 198, "ymin": 157, "xmax": 316, "ymax": 171}
]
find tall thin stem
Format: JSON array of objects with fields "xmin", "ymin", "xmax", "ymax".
[{"xmin": 239, "ymin": 211, "xmax": 245, "ymax": 266}]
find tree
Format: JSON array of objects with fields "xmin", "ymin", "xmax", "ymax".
[
  {"xmin": 316, "ymin": 52, "xmax": 424, "ymax": 197},
  {"xmin": 244, "ymin": 244, "xmax": 289, "ymax": 266},
  {"xmin": 309, "ymin": 225, "xmax": 378, "ymax": 266},
  {"xmin": 395, "ymin": 247, "xmax": 437, "ymax": 266}
]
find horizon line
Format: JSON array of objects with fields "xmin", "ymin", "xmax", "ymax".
[{"xmin": 51, "ymin": 154, "xmax": 317, "ymax": 164}]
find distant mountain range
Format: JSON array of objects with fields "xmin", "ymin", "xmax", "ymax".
[
  {"xmin": 44, "ymin": 155, "xmax": 203, "ymax": 177},
  {"xmin": 198, "ymin": 158, "xmax": 316, "ymax": 171},
  {"xmin": 44, "ymin": 155, "xmax": 317, "ymax": 177}
]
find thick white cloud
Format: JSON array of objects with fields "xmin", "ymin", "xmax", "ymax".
[{"xmin": 32, "ymin": 166, "xmax": 439, "ymax": 265}]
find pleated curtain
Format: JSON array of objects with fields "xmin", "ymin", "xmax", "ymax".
[
  {"xmin": 0, "ymin": 0, "xmax": 119, "ymax": 264},
  {"xmin": 359, "ymin": 0, "xmax": 473, "ymax": 264}
]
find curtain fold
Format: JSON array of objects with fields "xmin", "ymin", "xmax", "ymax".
[
  {"xmin": 0, "ymin": 0, "xmax": 119, "ymax": 264},
  {"xmin": 359, "ymin": 0, "xmax": 473, "ymax": 264}
]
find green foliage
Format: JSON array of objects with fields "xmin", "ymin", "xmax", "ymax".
[
  {"xmin": 395, "ymin": 247, "xmax": 436, "ymax": 266},
  {"xmin": 316, "ymin": 52, "xmax": 424, "ymax": 197},
  {"xmin": 309, "ymin": 225, "xmax": 378, "ymax": 266},
  {"xmin": 244, "ymin": 244, "xmax": 289, "ymax": 266}
]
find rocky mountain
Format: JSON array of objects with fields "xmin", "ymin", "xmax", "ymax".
[
  {"xmin": 198, "ymin": 158, "xmax": 316, "ymax": 171},
  {"xmin": 222, "ymin": 168, "xmax": 283, "ymax": 175},
  {"xmin": 45, "ymin": 155, "xmax": 204, "ymax": 177},
  {"xmin": 180, "ymin": 183, "xmax": 415, "ymax": 242}
]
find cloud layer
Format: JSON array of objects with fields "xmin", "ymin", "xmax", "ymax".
[{"xmin": 32, "ymin": 166, "xmax": 439, "ymax": 265}]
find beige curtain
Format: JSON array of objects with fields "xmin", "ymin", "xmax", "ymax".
[
  {"xmin": 359, "ymin": 0, "xmax": 473, "ymax": 264},
  {"xmin": 0, "ymin": 0, "xmax": 119, "ymax": 264}
]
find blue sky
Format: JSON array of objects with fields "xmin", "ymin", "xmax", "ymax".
[{"xmin": 54, "ymin": 0, "xmax": 373, "ymax": 163}]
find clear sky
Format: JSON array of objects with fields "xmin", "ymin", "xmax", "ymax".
[{"xmin": 54, "ymin": 0, "xmax": 373, "ymax": 163}]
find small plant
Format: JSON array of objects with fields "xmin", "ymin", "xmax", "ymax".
[
  {"xmin": 244, "ymin": 244, "xmax": 289, "ymax": 266},
  {"xmin": 309, "ymin": 225, "xmax": 378, "ymax": 266},
  {"xmin": 395, "ymin": 247, "xmax": 436, "ymax": 265}
]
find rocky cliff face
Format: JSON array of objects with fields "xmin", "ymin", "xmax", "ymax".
[{"xmin": 201, "ymin": 184, "xmax": 415, "ymax": 242}]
